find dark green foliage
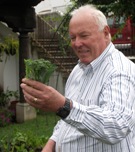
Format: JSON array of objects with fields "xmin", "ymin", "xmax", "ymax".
[
  {"xmin": 70, "ymin": 0, "xmax": 135, "ymax": 20},
  {"xmin": 0, "ymin": 36, "xmax": 19, "ymax": 62},
  {"xmin": 0, "ymin": 132, "xmax": 44, "ymax": 152},
  {"xmin": 0, "ymin": 90, "xmax": 19, "ymax": 107},
  {"xmin": 0, "ymin": 108, "xmax": 15, "ymax": 127}
]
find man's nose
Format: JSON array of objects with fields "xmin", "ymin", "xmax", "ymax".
[{"xmin": 74, "ymin": 37, "xmax": 83, "ymax": 47}]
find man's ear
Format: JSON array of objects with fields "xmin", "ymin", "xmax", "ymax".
[{"xmin": 104, "ymin": 26, "xmax": 110, "ymax": 38}]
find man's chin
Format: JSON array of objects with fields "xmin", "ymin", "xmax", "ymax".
[{"xmin": 80, "ymin": 59, "xmax": 91, "ymax": 65}]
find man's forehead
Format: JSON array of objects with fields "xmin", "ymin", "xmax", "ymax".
[{"xmin": 70, "ymin": 12, "xmax": 96, "ymax": 26}]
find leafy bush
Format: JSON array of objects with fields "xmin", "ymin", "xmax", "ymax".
[
  {"xmin": 0, "ymin": 108, "xmax": 15, "ymax": 127},
  {"xmin": 0, "ymin": 89, "xmax": 19, "ymax": 107},
  {"xmin": 0, "ymin": 132, "xmax": 48, "ymax": 152}
]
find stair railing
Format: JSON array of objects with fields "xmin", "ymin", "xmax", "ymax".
[{"xmin": 30, "ymin": 14, "xmax": 77, "ymax": 77}]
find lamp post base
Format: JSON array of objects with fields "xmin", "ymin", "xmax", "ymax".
[{"xmin": 16, "ymin": 102, "xmax": 37, "ymax": 123}]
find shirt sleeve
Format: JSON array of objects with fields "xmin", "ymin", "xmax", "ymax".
[{"xmin": 64, "ymin": 73, "xmax": 135, "ymax": 144}]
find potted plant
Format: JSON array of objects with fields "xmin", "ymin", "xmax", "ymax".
[
  {"xmin": 0, "ymin": 42, "xmax": 6, "ymax": 62},
  {"xmin": 0, "ymin": 89, "xmax": 19, "ymax": 124},
  {"xmin": 4, "ymin": 36, "xmax": 19, "ymax": 56},
  {"xmin": 0, "ymin": 89, "xmax": 19, "ymax": 107},
  {"xmin": 0, "ymin": 36, "xmax": 19, "ymax": 60}
]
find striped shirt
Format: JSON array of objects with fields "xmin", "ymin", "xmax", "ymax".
[{"xmin": 50, "ymin": 42, "xmax": 135, "ymax": 152}]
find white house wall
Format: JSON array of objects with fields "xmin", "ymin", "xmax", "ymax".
[
  {"xmin": 35, "ymin": 0, "xmax": 71, "ymax": 14},
  {"xmin": 3, "ymin": 53, "xmax": 19, "ymax": 92}
]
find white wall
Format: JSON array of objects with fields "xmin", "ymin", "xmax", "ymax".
[
  {"xmin": 3, "ymin": 53, "xmax": 19, "ymax": 92},
  {"xmin": 35, "ymin": 0, "xmax": 71, "ymax": 14}
]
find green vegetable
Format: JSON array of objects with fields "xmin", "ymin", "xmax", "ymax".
[{"xmin": 24, "ymin": 59, "xmax": 57, "ymax": 83}]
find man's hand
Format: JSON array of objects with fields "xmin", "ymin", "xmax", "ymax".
[{"xmin": 20, "ymin": 78, "xmax": 65, "ymax": 112}]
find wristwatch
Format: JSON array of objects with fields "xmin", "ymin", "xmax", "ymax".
[{"xmin": 56, "ymin": 98, "xmax": 71, "ymax": 119}]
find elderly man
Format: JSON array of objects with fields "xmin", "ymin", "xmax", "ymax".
[{"xmin": 21, "ymin": 4, "xmax": 135, "ymax": 152}]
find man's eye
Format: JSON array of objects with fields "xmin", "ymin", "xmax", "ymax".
[
  {"xmin": 70, "ymin": 37, "xmax": 76, "ymax": 41},
  {"xmin": 81, "ymin": 35, "xmax": 88, "ymax": 38}
]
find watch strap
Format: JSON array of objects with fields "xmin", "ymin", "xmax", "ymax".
[{"xmin": 56, "ymin": 98, "xmax": 71, "ymax": 119}]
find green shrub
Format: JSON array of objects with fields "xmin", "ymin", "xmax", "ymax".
[
  {"xmin": 0, "ymin": 131, "xmax": 48, "ymax": 152},
  {"xmin": 0, "ymin": 89, "xmax": 19, "ymax": 107},
  {"xmin": 0, "ymin": 108, "xmax": 15, "ymax": 127}
]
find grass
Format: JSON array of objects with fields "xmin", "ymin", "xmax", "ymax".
[{"xmin": 0, "ymin": 111, "xmax": 59, "ymax": 142}]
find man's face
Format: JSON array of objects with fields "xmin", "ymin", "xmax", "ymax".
[{"xmin": 69, "ymin": 14, "xmax": 110, "ymax": 64}]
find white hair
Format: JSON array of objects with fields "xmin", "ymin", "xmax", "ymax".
[{"xmin": 70, "ymin": 5, "xmax": 108, "ymax": 31}]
